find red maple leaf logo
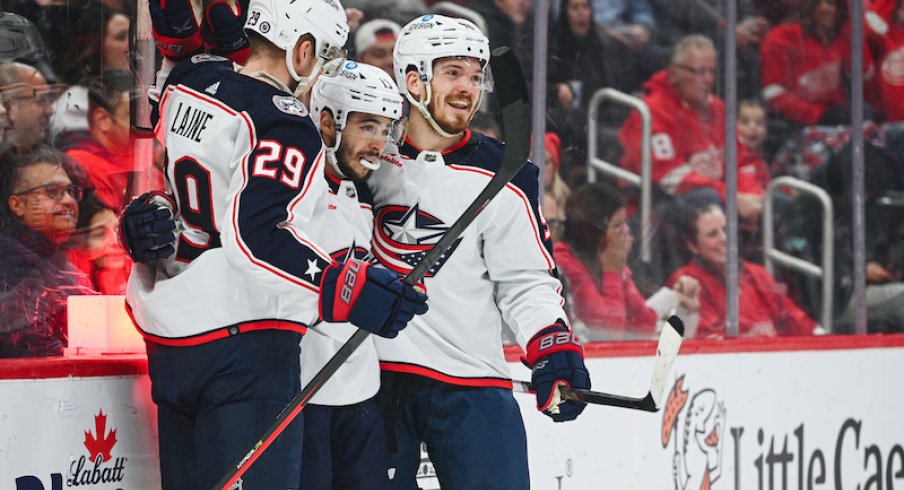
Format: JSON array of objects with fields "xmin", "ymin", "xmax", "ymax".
[{"xmin": 84, "ymin": 410, "xmax": 117, "ymax": 463}]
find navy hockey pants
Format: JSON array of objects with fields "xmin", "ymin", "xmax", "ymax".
[
  {"xmin": 300, "ymin": 396, "xmax": 390, "ymax": 490},
  {"xmin": 381, "ymin": 372, "xmax": 529, "ymax": 489},
  {"xmin": 146, "ymin": 330, "xmax": 304, "ymax": 489}
]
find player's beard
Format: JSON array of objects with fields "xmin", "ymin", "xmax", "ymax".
[
  {"xmin": 427, "ymin": 91, "xmax": 476, "ymax": 135},
  {"xmin": 336, "ymin": 143, "xmax": 376, "ymax": 183}
]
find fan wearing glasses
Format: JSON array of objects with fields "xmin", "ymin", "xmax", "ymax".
[
  {"xmin": 0, "ymin": 62, "xmax": 56, "ymax": 152},
  {"xmin": 0, "ymin": 147, "xmax": 95, "ymax": 358}
]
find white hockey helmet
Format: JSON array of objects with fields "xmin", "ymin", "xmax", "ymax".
[
  {"xmin": 243, "ymin": 0, "xmax": 349, "ymax": 89},
  {"xmin": 310, "ymin": 61, "xmax": 405, "ymax": 174},
  {"xmin": 393, "ymin": 14, "xmax": 492, "ymax": 96},
  {"xmin": 392, "ymin": 14, "xmax": 492, "ymax": 137}
]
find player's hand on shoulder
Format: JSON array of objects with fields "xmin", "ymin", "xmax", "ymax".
[
  {"xmin": 319, "ymin": 259, "xmax": 428, "ymax": 338},
  {"xmin": 149, "ymin": 0, "xmax": 205, "ymax": 60},
  {"xmin": 118, "ymin": 191, "xmax": 179, "ymax": 263},
  {"xmin": 523, "ymin": 321, "xmax": 591, "ymax": 422}
]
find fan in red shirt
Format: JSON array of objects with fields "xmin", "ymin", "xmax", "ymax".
[
  {"xmin": 555, "ymin": 183, "xmax": 700, "ymax": 340},
  {"xmin": 865, "ymin": 0, "xmax": 904, "ymax": 121},
  {"xmin": 760, "ymin": 0, "xmax": 873, "ymax": 126},
  {"xmin": 668, "ymin": 203, "xmax": 817, "ymax": 338},
  {"xmin": 620, "ymin": 35, "xmax": 767, "ymax": 222}
]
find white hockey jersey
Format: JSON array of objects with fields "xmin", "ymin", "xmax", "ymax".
[
  {"xmin": 126, "ymin": 55, "xmax": 335, "ymax": 343},
  {"xmin": 368, "ymin": 131, "xmax": 567, "ymax": 387},
  {"xmin": 298, "ymin": 176, "xmax": 381, "ymax": 406}
]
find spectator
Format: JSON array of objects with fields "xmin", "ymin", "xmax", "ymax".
[
  {"xmin": 57, "ymin": 70, "xmax": 144, "ymax": 211},
  {"xmin": 548, "ymin": 0, "xmax": 648, "ymax": 110},
  {"xmin": 344, "ymin": 0, "xmax": 427, "ymax": 28},
  {"xmin": 647, "ymin": 0, "xmax": 767, "ymax": 99},
  {"xmin": 553, "ymin": 0, "xmax": 657, "ymax": 51},
  {"xmin": 760, "ymin": 0, "xmax": 872, "ymax": 127},
  {"xmin": 0, "ymin": 61, "xmax": 56, "ymax": 152},
  {"xmin": 864, "ymin": 0, "xmax": 904, "ymax": 122},
  {"xmin": 352, "ymin": 19, "xmax": 400, "ymax": 77},
  {"xmin": 620, "ymin": 35, "xmax": 762, "ymax": 219},
  {"xmin": 0, "ymin": 147, "xmax": 95, "ymax": 358},
  {"xmin": 736, "ymin": 98, "xmax": 772, "ymax": 213},
  {"xmin": 668, "ymin": 203, "xmax": 817, "ymax": 338},
  {"xmin": 471, "ymin": 0, "xmax": 534, "ymax": 77},
  {"xmin": 543, "ymin": 193, "xmax": 566, "ymax": 243},
  {"xmin": 543, "ymin": 131, "xmax": 570, "ymax": 212},
  {"xmin": 556, "ymin": 183, "xmax": 699, "ymax": 340},
  {"xmin": 469, "ymin": 110, "xmax": 500, "ymax": 139},
  {"xmin": 0, "ymin": 11, "xmax": 59, "ymax": 84},
  {"xmin": 52, "ymin": 8, "xmax": 131, "ymax": 137},
  {"xmin": 68, "ymin": 193, "xmax": 130, "ymax": 295},
  {"xmin": 620, "ymin": 35, "xmax": 766, "ymax": 220}
]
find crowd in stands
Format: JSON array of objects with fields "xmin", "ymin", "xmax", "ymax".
[{"xmin": 2, "ymin": 0, "xmax": 904, "ymax": 358}]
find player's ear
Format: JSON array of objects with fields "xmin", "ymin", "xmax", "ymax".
[
  {"xmin": 319, "ymin": 110, "xmax": 336, "ymax": 145},
  {"xmin": 320, "ymin": 110, "xmax": 334, "ymax": 130},
  {"xmin": 406, "ymin": 70, "xmax": 424, "ymax": 100}
]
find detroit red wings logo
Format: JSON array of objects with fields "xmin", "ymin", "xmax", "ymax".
[{"xmin": 372, "ymin": 204, "xmax": 461, "ymax": 277}]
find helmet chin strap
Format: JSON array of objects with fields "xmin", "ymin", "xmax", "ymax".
[{"xmin": 407, "ymin": 82, "xmax": 457, "ymax": 139}]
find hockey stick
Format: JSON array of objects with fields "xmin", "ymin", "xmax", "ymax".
[
  {"xmin": 213, "ymin": 46, "xmax": 530, "ymax": 490},
  {"xmin": 512, "ymin": 315, "xmax": 684, "ymax": 412}
]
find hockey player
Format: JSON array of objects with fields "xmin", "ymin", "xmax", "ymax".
[
  {"xmin": 119, "ymin": 0, "xmax": 427, "ymax": 488},
  {"xmin": 368, "ymin": 15, "xmax": 592, "ymax": 488},
  {"xmin": 300, "ymin": 61, "xmax": 405, "ymax": 490}
]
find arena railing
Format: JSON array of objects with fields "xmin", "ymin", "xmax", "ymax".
[
  {"xmin": 586, "ymin": 87, "xmax": 653, "ymax": 264},
  {"xmin": 763, "ymin": 176, "xmax": 834, "ymax": 330}
]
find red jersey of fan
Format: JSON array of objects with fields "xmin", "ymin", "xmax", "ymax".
[
  {"xmin": 667, "ymin": 260, "xmax": 816, "ymax": 338},
  {"xmin": 865, "ymin": 0, "xmax": 904, "ymax": 121},
  {"xmin": 620, "ymin": 71, "xmax": 766, "ymax": 199},
  {"xmin": 760, "ymin": 22, "xmax": 871, "ymax": 125}
]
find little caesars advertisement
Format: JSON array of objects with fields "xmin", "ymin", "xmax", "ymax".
[{"xmin": 514, "ymin": 346, "xmax": 904, "ymax": 490}]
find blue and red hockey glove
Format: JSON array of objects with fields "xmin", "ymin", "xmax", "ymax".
[
  {"xmin": 319, "ymin": 259, "xmax": 428, "ymax": 338},
  {"xmin": 201, "ymin": 0, "xmax": 250, "ymax": 64},
  {"xmin": 523, "ymin": 322, "xmax": 591, "ymax": 422},
  {"xmin": 118, "ymin": 191, "xmax": 178, "ymax": 263},
  {"xmin": 149, "ymin": 0, "xmax": 205, "ymax": 60}
]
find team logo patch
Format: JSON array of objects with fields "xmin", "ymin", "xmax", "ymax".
[
  {"xmin": 273, "ymin": 95, "xmax": 309, "ymax": 116},
  {"xmin": 372, "ymin": 204, "xmax": 462, "ymax": 277}
]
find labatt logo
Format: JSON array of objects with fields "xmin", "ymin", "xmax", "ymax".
[
  {"xmin": 14, "ymin": 409, "xmax": 127, "ymax": 489},
  {"xmin": 662, "ymin": 375, "xmax": 727, "ymax": 490},
  {"xmin": 68, "ymin": 410, "xmax": 127, "ymax": 486}
]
